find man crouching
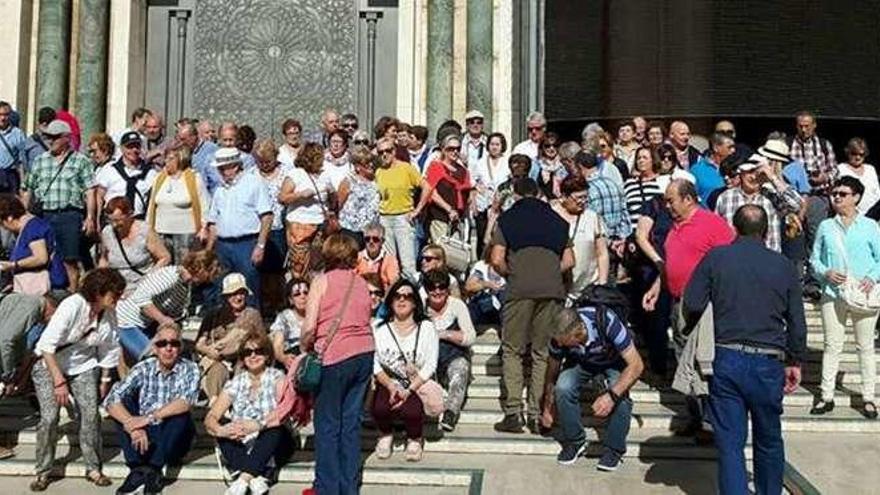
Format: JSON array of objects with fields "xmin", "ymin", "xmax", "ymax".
[{"xmin": 541, "ymin": 306, "xmax": 643, "ymax": 471}]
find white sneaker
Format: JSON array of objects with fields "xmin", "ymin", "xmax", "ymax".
[
  {"xmin": 224, "ymin": 478, "xmax": 248, "ymax": 495},
  {"xmin": 404, "ymin": 439, "xmax": 423, "ymax": 462},
  {"xmin": 375, "ymin": 434, "xmax": 393, "ymax": 459},
  {"xmin": 249, "ymin": 476, "xmax": 270, "ymax": 495}
]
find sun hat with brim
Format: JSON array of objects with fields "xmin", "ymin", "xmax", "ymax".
[
  {"xmin": 465, "ymin": 109, "xmax": 485, "ymax": 121},
  {"xmin": 757, "ymin": 139, "xmax": 792, "ymax": 163},
  {"xmin": 214, "ymin": 147, "xmax": 242, "ymax": 167},
  {"xmin": 221, "ymin": 272, "xmax": 252, "ymax": 296},
  {"xmin": 738, "ymin": 154, "xmax": 769, "ymax": 173},
  {"xmin": 43, "ymin": 120, "xmax": 71, "ymax": 137}
]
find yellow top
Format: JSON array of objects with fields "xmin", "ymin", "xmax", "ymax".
[{"xmin": 375, "ymin": 160, "xmax": 422, "ymax": 215}]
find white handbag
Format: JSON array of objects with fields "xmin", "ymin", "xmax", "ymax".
[
  {"xmin": 833, "ymin": 228, "xmax": 880, "ymax": 315},
  {"xmin": 438, "ymin": 219, "xmax": 473, "ymax": 273}
]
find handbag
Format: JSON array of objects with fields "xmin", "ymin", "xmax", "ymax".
[
  {"xmin": 306, "ymin": 172, "xmax": 340, "ymax": 236},
  {"xmin": 294, "ymin": 272, "xmax": 357, "ymax": 393},
  {"xmin": 30, "ymin": 152, "xmax": 72, "ymax": 217},
  {"xmin": 438, "ymin": 219, "xmax": 472, "ymax": 273},
  {"xmin": 833, "ymin": 226, "xmax": 880, "ymax": 315},
  {"xmin": 384, "ymin": 322, "xmax": 446, "ymax": 417}
]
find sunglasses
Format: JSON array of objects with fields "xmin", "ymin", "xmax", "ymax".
[
  {"xmin": 155, "ymin": 339, "xmax": 182, "ymax": 349},
  {"xmin": 353, "ymin": 139, "xmax": 369, "ymax": 146},
  {"xmin": 467, "ymin": 118, "xmax": 483, "ymax": 125},
  {"xmin": 831, "ymin": 191, "xmax": 853, "ymax": 198},
  {"xmin": 426, "ymin": 285, "xmax": 450, "ymax": 293},
  {"xmin": 369, "ymin": 289, "xmax": 384, "ymax": 297},
  {"xmin": 241, "ymin": 347, "xmax": 268, "ymax": 358},
  {"xmin": 542, "ymin": 143, "xmax": 557, "ymax": 149},
  {"xmin": 342, "ymin": 123, "xmax": 358, "ymax": 129},
  {"xmin": 291, "ymin": 289, "xmax": 309, "ymax": 297},
  {"xmin": 421, "ymin": 255, "xmax": 440, "ymax": 262},
  {"xmin": 365, "ymin": 235, "xmax": 383, "ymax": 243},
  {"xmin": 393, "ymin": 292, "xmax": 416, "ymax": 301},
  {"xmin": 444, "ymin": 146, "xmax": 461, "ymax": 152},
  {"xmin": 378, "ymin": 148, "xmax": 394, "ymax": 155},
  {"xmin": 661, "ymin": 155, "xmax": 674, "ymax": 161}
]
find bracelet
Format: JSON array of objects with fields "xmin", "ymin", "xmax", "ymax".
[{"xmin": 54, "ymin": 381, "xmax": 67, "ymax": 389}]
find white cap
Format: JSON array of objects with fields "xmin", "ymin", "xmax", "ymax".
[
  {"xmin": 214, "ymin": 147, "xmax": 242, "ymax": 167},
  {"xmin": 221, "ymin": 272, "xmax": 252, "ymax": 296}
]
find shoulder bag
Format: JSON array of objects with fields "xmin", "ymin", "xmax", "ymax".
[
  {"xmin": 306, "ymin": 172, "xmax": 340, "ymax": 236},
  {"xmin": 30, "ymin": 152, "xmax": 72, "ymax": 217},
  {"xmin": 294, "ymin": 272, "xmax": 356, "ymax": 393},
  {"xmin": 833, "ymin": 226, "xmax": 880, "ymax": 315},
  {"xmin": 385, "ymin": 321, "xmax": 445, "ymax": 417},
  {"xmin": 112, "ymin": 227, "xmax": 146, "ymax": 276}
]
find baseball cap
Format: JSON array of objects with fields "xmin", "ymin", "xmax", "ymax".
[
  {"xmin": 43, "ymin": 120, "xmax": 71, "ymax": 137},
  {"xmin": 120, "ymin": 131, "xmax": 142, "ymax": 148}
]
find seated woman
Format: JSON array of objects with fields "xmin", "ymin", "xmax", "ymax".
[
  {"xmin": 423, "ymin": 269, "xmax": 475, "ymax": 432},
  {"xmin": 100, "ymin": 197, "xmax": 171, "ymax": 293},
  {"xmin": 0, "ymin": 193, "xmax": 68, "ymax": 294},
  {"xmin": 269, "ymin": 278, "xmax": 309, "ymax": 369},
  {"xmin": 417, "ymin": 244, "xmax": 461, "ymax": 300},
  {"xmin": 361, "ymin": 272, "xmax": 387, "ymax": 323},
  {"xmin": 196, "ymin": 273, "xmax": 265, "ymax": 403},
  {"xmin": 464, "ymin": 244, "xmax": 506, "ymax": 327},
  {"xmin": 205, "ymin": 330, "xmax": 286, "ymax": 495},
  {"xmin": 372, "ymin": 279, "xmax": 438, "ymax": 462},
  {"xmin": 104, "ymin": 322, "xmax": 200, "ymax": 495},
  {"xmin": 30, "ymin": 268, "xmax": 126, "ymax": 491}
]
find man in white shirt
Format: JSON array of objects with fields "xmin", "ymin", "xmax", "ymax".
[
  {"xmin": 461, "ymin": 109, "xmax": 487, "ymax": 168},
  {"xmin": 112, "ymin": 108, "xmax": 152, "ymax": 158},
  {"xmin": 96, "ymin": 131, "xmax": 158, "ymax": 219},
  {"xmin": 511, "ymin": 112, "xmax": 547, "ymax": 161}
]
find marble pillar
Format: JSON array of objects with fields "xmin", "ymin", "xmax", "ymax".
[
  {"xmin": 426, "ymin": 0, "xmax": 454, "ymax": 134},
  {"xmin": 35, "ymin": 0, "xmax": 71, "ymax": 110},
  {"xmin": 74, "ymin": 0, "xmax": 109, "ymax": 140},
  {"xmin": 466, "ymin": 0, "xmax": 493, "ymax": 129}
]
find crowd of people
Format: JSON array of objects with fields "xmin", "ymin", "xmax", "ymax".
[{"xmin": 0, "ymin": 99, "xmax": 875, "ymax": 495}]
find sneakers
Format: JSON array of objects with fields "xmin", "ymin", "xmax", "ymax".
[
  {"xmin": 404, "ymin": 439, "xmax": 423, "ymax": 462},
  {"xmin": 809, "ymin": 400, "xmax": 835, "ymax": 415},
  {"xmin": 224, "ymin": 478, "xmax": 248, "ymax": 495},
  {"xmin": 375, "ymin": 434, "xmax": 393, "ymax": 460},
  {"xmin": 440, "ymin": 410, "xmax": 459, "ymax": 432},
  {"xmin": 596, "ymin": 450, "xmax": 623, "ymax": 472},
  {"xmin": 493, "ymin": 413, "xmax": 524, "ymax": 434},
  {"xmin": 116, "ymin": 469, "xmax": 146, "ymax": 495},
  {"xmin": 143, "ymin": 467, "xmax": 164, "ymax": 495},
  {"xmin": 249, "ymin": 476, "xmax": 270, "ymax": 495},
  {"xmin": 556, "ymin": 441, "xmax": 587, "ymax": 465}
]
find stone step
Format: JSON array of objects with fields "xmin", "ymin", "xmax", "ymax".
[{"xmin": 0, "ymin": 444, "xmax": 477, "ymax": 489}]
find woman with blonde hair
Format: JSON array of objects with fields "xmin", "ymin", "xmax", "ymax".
[{"xmin": 146, "ymin": 144, "xmax": 210, "ymax": 263}]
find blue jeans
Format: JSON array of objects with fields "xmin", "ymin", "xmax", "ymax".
[
  {"xmin": 115, "ymin": 395, "xmax": 195, "ymax": 469},
  {"xmin": 313, "ymin": 352, "xmax": 373, "ymax": 495},
  {"xmin": 709, "ymin": 347, "xmax": 785, "ymax": 495},
  {"xmin": 555, "ymin": 366, "xmax": 632, "ymax": 454},
  {"xmin": 215, "ymin": 236, "xmax": 260, "ymax": 307}
]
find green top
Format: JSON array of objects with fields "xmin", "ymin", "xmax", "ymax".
[{"xmin": 24, "ymin": 151, "xmax": 95, "ymax": 211}]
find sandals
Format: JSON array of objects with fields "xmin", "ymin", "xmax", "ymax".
[
  {"xmin": 863, "ymin": 401, "xmax": 878, "ymax": 420},
  {"xmin": 86, "ymin": 470, "xmax": 112, "ymax": 487},
  {"xmin": 29, "ymin": 474, "xmax": 51, "ymax": 492}
]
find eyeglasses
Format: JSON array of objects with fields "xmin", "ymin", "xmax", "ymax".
[
  {"xmin": 393, "ymin": 291, "xmax": 416, "ymax": 301},
  {"xmin": 467, "ymin": 118, "xmax": 483, "ymax": 125},
  {"xmin": 155, "ymin": 339, "xmax": 182, "ymax": 349},
  {"xmin": 831, "ymin": 191, "xmax": 854, "ymax": 198},
  {"xmin": 542, "ymin": 143, "xmax": 557, "ymax": 149},
  {"xmin": 569, "ymin": 193, "xmax": 588, "ymax": 203},
  {"xmin": 365, "ymin": 235, "xmax": 383, "ymax": 243},
  {"xmin": 241, "ymin": 347, "xmax": 268, "ymax": 358},
  {"xmin": 378, "ymin": 147, "xmax": 394, "ymax": 155},
  {"xmin": 369, "ymin": 289, "xmax": 384, "ymax": 297}
]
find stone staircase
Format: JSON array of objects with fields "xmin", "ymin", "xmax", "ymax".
[{"xmin": 0, "ymin": 303, "xmax": 870, "ymax": 492}]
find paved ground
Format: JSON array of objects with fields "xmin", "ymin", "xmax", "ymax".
[{"xmin": 785, "ymin": 432, "xmax": 880, "ymax": 494}]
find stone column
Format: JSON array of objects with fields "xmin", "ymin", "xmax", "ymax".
[
  {"xmin": 467, "ymin": 0, "xmax": 493, "ymax": 129},
  {"xmin": 35, "ymin": 0, "xmax": 71, "ymax": 110},
  {"xmin": 74, "ymin": 0, "xmax": 109, "ymax": 140},
  {"xmin": 426, "ymin": 0, "xmax": 454, "ymax": 134}
]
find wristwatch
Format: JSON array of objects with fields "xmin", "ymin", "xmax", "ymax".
[
  {"xmin": 147, "ymin": 413, "xmax": 162, "ymax": 426},
  {"xmin": 606, "ymin": 389, "xmax": 621, "ymax": 404},
  {"xmin": 257, "ymin": 243, "xmax": 266, "ymax": 249}
]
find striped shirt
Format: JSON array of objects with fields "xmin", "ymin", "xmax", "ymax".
[
  {"xmin": 623, "ymin": 177, "xmax": 663, "ymax": 230},
  {"xmin": 103, "ymin": 356, "xmax": 200, "ymax": 415},
  {"xmin": 116, "ymin": 266, "xmax": 191, "ymax": 328}
]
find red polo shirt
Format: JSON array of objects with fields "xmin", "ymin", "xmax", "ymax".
[{"xmin": 664, "ymin": 208, "xmax": 734, "ymax": 298}]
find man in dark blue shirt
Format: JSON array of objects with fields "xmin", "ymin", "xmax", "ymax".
[
  {"xmin": 540, "ymin": 306, "xmax": 643, "ymax": 471},
  {"xmin": 683, "ymin": 204, "xmax": 807, "ymax": 495}
]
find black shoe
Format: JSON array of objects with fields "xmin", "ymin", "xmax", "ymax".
[
  {"xmin": 143, "ymin": 467, "xmax": 164, "ymax": 495},
  {"xmin": 525, "ymin": 417, "xmax": 552, "ymax": 436},
  {"xmin": 803, "ymin": 286, "xmax": 822, "ymax": 302},
  {"xmin": 556, "ymin": 440, "xmax": 587, "ymax": 465},
  {"xmin": 863, "ymin": 401, "xmax": 878, "ymax": 420},
  {"xmin": 809, "ymin": 400, "xmax": 835, "ymax": 415},
  {"xmin": 440, "ymin": 410, "xmax": 459, "ymax": 432},
  {"xmin": 493, "ymin": 413, "xmax": 524, "ymax": 433},
  {"xmin": 116, "ymin": 469, "xmax": 146, "ymax": 495},
  {"xmin": 596, "ymin": 449, "xmax": 623, "ymax": 472}
]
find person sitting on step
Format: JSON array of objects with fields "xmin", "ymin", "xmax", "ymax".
[
  {"xmin": 269, "ymin": 277, "xmax": 309, "ymax": 370},
  {"xmin": 103, "ymin": 322, "xmax": 200, "ymax": 495},
  {"xmin": 205, "ymin": 330, "xmax": 287, "ymax": 495},
  {"xmin": 540, "ymin": 306, "xmax": 643, "ymax": 472}
]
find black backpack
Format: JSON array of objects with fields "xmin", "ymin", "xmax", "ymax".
[{"xmin": 574, "ymin": 284, "xmax": 631, "ymax": 333}]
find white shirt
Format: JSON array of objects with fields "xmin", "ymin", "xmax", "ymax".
[
  {"xmin": 278, "ymin": 144, "xmax": 299, "ymax": 168},
  {"xmin": 470, "ymin": 154, "xmax": 511, "ymax": 212},
  {"xmin": 322, "ymin": 159, "xmax": 353, "ymax": 191},
  {"xmin": 96, "ymin": 161, "xmax": 158, "ymax": 216},
  {"xmin": 35, "ymin": 294, "xmax": 120, "ymax": 376},
  {"xmin": 283, "ymin": 167, "xmax": 333, "ymax": 225},
  {"xmin": 838, "ymin": 163, "xmax": 880, "ymax": 214},
  {"xmin": 372, "ymin": 320, "xmax": 438, "ymax": 385},
  {"xmin": 566, "ymin": 209, "xmax": 606, "ymax": 297},
  {"xmin": 512, "ymin": 139, "xmax": 540, "ymax": 160},
  {"xmin": 656, "ymin": 168, "xmax": 697, "ymax": 192},
  {"xmin": 152, "ymin": 172, "xmax": 210, "ymax": 234}
]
